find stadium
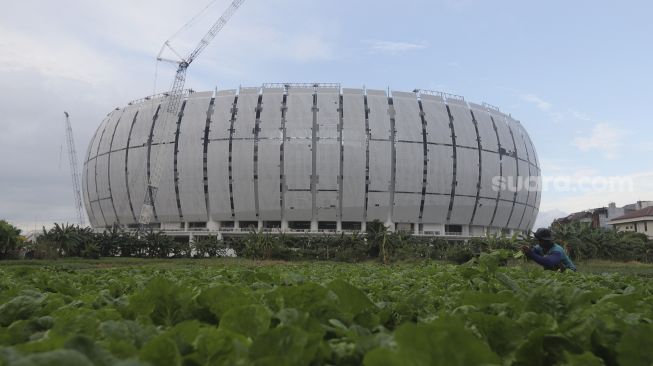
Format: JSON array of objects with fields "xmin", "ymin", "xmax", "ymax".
[{"xmin": 83, "ymin": 84, "xmax": 540, "ymax": 238}]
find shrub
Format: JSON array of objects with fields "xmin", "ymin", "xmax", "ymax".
[{"xmin": 445, "ymin": 245, "xmax": 475, "ymax": 264}]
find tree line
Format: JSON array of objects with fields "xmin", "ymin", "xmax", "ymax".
[{"xmin": 1, "ymin": 220, "xmax": 652, "ymax": 263}]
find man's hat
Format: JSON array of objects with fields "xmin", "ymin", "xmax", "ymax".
[{"xmin": 534, "ymin": 228, "xmax": 554, "ymax": 241}]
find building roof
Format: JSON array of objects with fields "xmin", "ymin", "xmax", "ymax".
[
  {"xmin": 609, "ymin": 206, "xmax": 653, "ymax": 222},
  {"xmin": 553, "ymin": 210, "xmax": 593, "ymax": 224}
]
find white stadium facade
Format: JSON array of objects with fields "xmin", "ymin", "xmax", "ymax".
[{"xmin": 83, "ymin": 84, "xmax": 541, "ymax": 238}]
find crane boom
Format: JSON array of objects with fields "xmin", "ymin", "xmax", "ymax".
[
  {"xmin": 63, "ymin": 112, "xmax": 86, "ymax": 226},
  {"xmin": 186, "ymin": 0, "xmax": 245, "ymax": 64},
  {"xmin": 138, "ymin": 0, "xmax": 246, "ymax": 228}
]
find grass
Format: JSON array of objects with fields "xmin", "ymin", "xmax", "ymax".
[
  {"xmin": 0, "ymin": 257, "xmax": 258, "ymax": 270},
  {"xmin": 2, "ymin": 257, "xmax": 653, "ymax": 276},
  {"xmin": 575, "ymin": 259, "xmax": 653, "ymax": 276}
]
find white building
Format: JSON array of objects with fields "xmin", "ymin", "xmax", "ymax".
[
  {"xmin": 554, "ymin": 201, "xmax": 653, "ymax": 229},
  {"xmin": 83, "ymin": 85, "xmax": 541, "ymax": 239},
  {"xmin": 609, "ymin": 206, "xmax": 653, "ymax": 239}
]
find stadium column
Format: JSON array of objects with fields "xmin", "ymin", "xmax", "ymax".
[
  {"xmin": 365, "ymin": 89, "xmax": 393, "ymax": 229},
  {"xmin": 254, "ymin": 92, "xmax": 263, "ymax": 231},
  {"xmin": 505, "ymin": 120, "xmax": 519, "ymax": 230},
  {"xmin": 123, "ymin": 110, "xmax": 141, "ymax": 224},
  {"xmin": 487, "ymin": 108, "xmax": 516, "ymax": 231},
  {"xmin": 336, "ymin": 91, "xmax": 344, "ymax": 233},
  {"xmin": 257, "ymin": 87, "xmax": 284, "ymax": 230},
  {"xmin": 363, "ymin": 91, "xmax": 370, "ymax": 232},
  {"xmin": 92, "ymin": 115, "xmax": 110, "ymax": 227},
  {"xmin": 387, "ymin": 95, "xmax": 396, "ymax": 232},
  {"xmin": 315, "ymin": 85, "xmax": 341, "ymax": 231},
  {"xmin": 104, "ymin": 109, "xmax": 125, "ymax": 227},
  {"xmin": 488, "ymin": 108, "xmax": 503, "ymax": 234},
  {"xmin": 207, "ymin": 220, "xmax": 220, "ymax": 231},
  {"xmin": 468, "ymin": 109, "xmax": 483, "ymax": 228},
  {"xmin": 204, "ymin": 94, "xmax": 218, "ymax": 231},
  {"xmin": 227, "ymin": 93, "xmax": 238, "ymax": 227},
  {"xmin": 145, "ymin": 102, "xmax": 163, "ymax": 223},
  {"xmin": 280, "ymin": 89, "xmax": 289, "ymax": 232},
  {"xmin": 172, "ymin": 100, "xmax": 187, "ymax": 224},
  {"xmin": 311, "ymin": 87, "xmax": 318, "ymax": 232},
  {"xmin": 206, "ymin": 89, "xmax": 236, "ymax": 229},
  {"xmin": 417, "ymin": 95, "xmax": 428, "ymax": 236},
  {"xmin": 232, "ymin": 87, "xmax": 259, "ymax": 226},
  {"xmin": 105, "ymin": 107, "xmax": 145, "ymax": 228},
  {"xmin": 392, "ymin": 90, "xmax": 425, "ymax": 234},
  {"xmin": 84, "ymin": 117, "xmax": 105, "ymax": 227}
]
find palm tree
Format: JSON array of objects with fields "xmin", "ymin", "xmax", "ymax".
[
  {"xmin": 38, "ymin": 223, "xmax": 98, "ymax": 258},
  {"xmin": 366, "ymin": 220, "xmax": 390, "ymax": 263},
  {"xmin": 41, "ymin": 223, "xmax": 77, "ymax": 256},
  {"xmin": 0, "ymin": 220, "xmax": 23, "ymax": 259},
  {"xmin": 244, "ymin": 231, "xmax": 275, "ymax": 259},
  {"xmin": 144, "ymin": 231, "xmax": 176, "ymax": 258}
]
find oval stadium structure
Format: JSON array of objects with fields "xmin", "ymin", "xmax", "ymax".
[{"xmin": 83, "ymin": 84, "xmax": 541, "ymax": 238}]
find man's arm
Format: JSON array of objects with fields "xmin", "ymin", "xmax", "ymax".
[
  {"xmin": 521, "ymin": 245, "xmax": 543, "ymax": 256},
  {"xmin": 526, "ymin": 250, "xmax": 562, "ymax": 268}
]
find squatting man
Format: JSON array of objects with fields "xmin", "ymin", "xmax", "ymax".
[{"xmin": 521, "ymin": 228, "xmax": 576, "ymax": 272}]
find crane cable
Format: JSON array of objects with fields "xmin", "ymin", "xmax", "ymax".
[{"xmin": 153, "ymin": 0, "xmax": 221, "ymax": 94}]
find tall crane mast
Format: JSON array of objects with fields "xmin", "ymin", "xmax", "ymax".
[
  {"xmin": 138, "ymin": 0, "xmax": 246, "ymax": 228},
  {"xmin": 63, "ymin": 111, "xmax": 86, "ymax": 226}
]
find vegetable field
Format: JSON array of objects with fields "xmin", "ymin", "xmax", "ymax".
[{"xmin": 1, "ymin": 258, "xmax": 652, "ymax": 365}]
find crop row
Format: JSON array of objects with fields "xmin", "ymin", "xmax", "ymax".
[{"xmin": 1, "ymin": 256, "xmax": 652, "ymax": 365}]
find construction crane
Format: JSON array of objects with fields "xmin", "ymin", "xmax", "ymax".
[
  {"xmin": 63, "ymin": 111, "xmax": 86, "ymax": 226},
  {"xmin": 138, "ymin": 0, "xmax": 246, "ymax": 228}
]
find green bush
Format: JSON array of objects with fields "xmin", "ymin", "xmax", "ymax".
[
  {"xmin": 8, "ymin": 220, "xmax": 653, "ymax": 264},
  {"xmin": 552, "ymin": 222, "xmax": 653, "ymax": 262},
  {"xmin": 0, "ymin": 220, "xmax": 24, "ymax": 259},
  {"xmin": 445, "ymin": 246, "xmax": 475, "ymax": 264}
]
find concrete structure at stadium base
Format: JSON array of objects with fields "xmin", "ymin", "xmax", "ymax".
[{"xmin": 83, "ymin": 84, "xmax": 541, "ymax": 240}]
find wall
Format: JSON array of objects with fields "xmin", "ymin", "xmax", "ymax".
[{"xmin": 614, "ymin": 220, "xmax": 653, "ymax": 239}]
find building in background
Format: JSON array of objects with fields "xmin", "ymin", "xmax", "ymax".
[
  {"xmin": 82, "ymin": 85, "xmax": 541, "ymax": 240},
  {"xmin": 553, "ymin": 201, "xmax": 653, "ymax": 229},
  {"xmin": 608, "ymin": 206, "xmax": 653, "ymax": 239}
]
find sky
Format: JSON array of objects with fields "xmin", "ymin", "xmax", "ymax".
[{"xmin": 1, "ymin": 0, "xmax": 652, "ymax": 232}]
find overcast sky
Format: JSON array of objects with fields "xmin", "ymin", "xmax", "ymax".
[{"xmin": 2, "ymin": 0, "xmax": 652, "ymax": 232}]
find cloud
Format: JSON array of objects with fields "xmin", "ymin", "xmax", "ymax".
[
  {"xmin": 539, "ymin": 170, "xmax": 653, "ymax": 214},
  {"xmin": 287, "ymin": 34, "xmax": 335, "ymax": 62},
  {"xmin": 520, "ymin": 93, "xmax": 552, "ymax": 111},
  {"xmin": 539, "ymin": 159, "xmax": 572, "ymax": 174},
  {"xmin": 517, "ymin": 91, "xmax": 595, "ymax": 126},
  {"xmin": 0, "ymin": 26, "xmax": 117, "ymax": 84},
  {"xmin": 442, "ymin": 0, "xmax": 475, "ymax": 11},
  {"xmin": 569, "ymin": 109, "xmax": 591, "ymax": 121},
  {"xmin": 573, "ymin": 123, "xmax": 627, "ymax": 159},
  {"xmin": 533, "ymin": 209, "xmax": 568, "ymax": 229},
  {"xmin": 635, "ymin": 142, "xmax": 653, "ymax": 153},
  {"xmin": 367, "ymin": 40, "xmax": 428, "ymax": 54}
]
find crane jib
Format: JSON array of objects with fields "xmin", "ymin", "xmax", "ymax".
[{"xmin": 137, "ymin": 0, "xmax": 246, "ymax": 229}]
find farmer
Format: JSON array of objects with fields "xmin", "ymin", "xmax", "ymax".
[{"xmin": 521, "ymin": 228, "xmax": 577, "ymax": 272}]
